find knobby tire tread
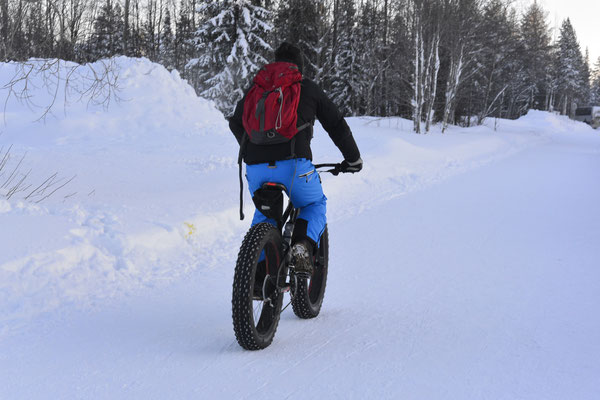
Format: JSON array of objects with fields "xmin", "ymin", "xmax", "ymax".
[{"xmin": 232, "ymin": 223, "xmax": 283, "ymax": 350}]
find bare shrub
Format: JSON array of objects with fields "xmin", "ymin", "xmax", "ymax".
[{"xmin": 0, "ymin": 144, "xmax": 76, "ymax": 203}]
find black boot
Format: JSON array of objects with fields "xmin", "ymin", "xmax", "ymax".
[{"xmin": 291, "ymin": 240, "xmax": 314, "ymax": 277}]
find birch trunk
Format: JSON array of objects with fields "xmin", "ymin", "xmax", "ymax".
[
  {"xmin": 425, "ymin": 31, "xmax": 440, "ymax": 133},
  {"xmin": 412, "ymin": 11, "xmax": 424, "ymax": 134},
  {"xmin": 124, "ymin": 0, "xmax": 130, "ymax": 55},
  {"xmin": 441, "ymin": 45, "xmax": 464, "ymax": 133}
]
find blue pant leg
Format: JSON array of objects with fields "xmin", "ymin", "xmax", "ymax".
[{"xmin": 288, "ymin": 159, "xmax": 327, "ymax": 244}]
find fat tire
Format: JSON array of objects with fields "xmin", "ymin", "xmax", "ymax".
[
  {"xmin": 291, "ymin": 227, "xmax": 329, "ymax": 319},
  {"xmin": 232, "ymin": 223, "xmax": 284, "ymax": 350}
]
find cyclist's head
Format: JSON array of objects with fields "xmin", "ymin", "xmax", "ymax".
[{"xmin": 275, "ymin": 42, "xmax": 304, "ymax": 74}]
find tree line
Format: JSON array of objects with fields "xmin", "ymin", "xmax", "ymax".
[{"xmin": 1, "ymin": 0, "xmax": 600, "ymax": 132}]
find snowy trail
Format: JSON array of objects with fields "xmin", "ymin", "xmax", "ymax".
[{"xmin": 2, "ymin": 133, "xmax": 599, "ymax": 399}]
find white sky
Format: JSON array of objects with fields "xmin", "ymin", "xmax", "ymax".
[{"xmin": 534, "ymin": 0, "xmax": 600, "ymax": 66}]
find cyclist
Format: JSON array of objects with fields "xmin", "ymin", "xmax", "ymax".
[{"xmin": 229, "ymin": 42, "xmax": 362, "ymax": 275}]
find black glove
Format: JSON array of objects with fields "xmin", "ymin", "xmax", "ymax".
[{"xmin": 340, "ymin": 157, "xmax": 363, "ymax": 173}]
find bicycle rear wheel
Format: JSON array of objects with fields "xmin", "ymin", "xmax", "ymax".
[
  {"xmin": 232, "ymin": 223, "xmax": 285, "ymax": 350},
  {"xmin": 291, "ymin": 227, "xmax": 329, "ymax": 319}
]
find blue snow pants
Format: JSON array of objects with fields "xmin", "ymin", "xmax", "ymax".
[{"xmin": 246, "ymin": 158, "xmax": 327, "ymax": 245}]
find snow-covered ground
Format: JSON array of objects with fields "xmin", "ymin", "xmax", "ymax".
[{"xmin": 1, "ymin": 58, "xmax": 599, "ymax": 399}]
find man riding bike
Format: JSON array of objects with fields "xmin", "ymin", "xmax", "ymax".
[{"xmin": 229, "ymin": 42, "xmax": 362, "ymax": 276}]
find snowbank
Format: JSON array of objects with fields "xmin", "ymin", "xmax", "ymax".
[
  {"xmin": 0, "ymin": 57, "xmax": 597, "ymax": 332},
  {"xmin": 0, "ymin": 57, "xmax": 232, "ymax": 330}
]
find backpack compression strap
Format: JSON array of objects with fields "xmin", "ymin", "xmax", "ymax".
[{"xmin": 255, "ymin": 91, "xmax": 270, "ymax": 133}]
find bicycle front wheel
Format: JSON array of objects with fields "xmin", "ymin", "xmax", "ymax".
[{"xmin": 232, "ymin": 223, "xmax": 285, "ymax": 350}]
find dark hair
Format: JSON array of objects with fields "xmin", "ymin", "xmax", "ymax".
[{"xmin": 274, "ymin": 42, "xmax": 304, "ymax": 74}]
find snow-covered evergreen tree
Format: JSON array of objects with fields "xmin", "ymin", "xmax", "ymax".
[
  {"xmin": 439, "ymin": 0, "xmax": 482, "ymax": 131},
  {"xmin": 159, "ymin": 10, "xmax": 175, "ymax": 70},
  {"xmin": 555, "ymin": 18, "xmax": 584, "ymax": 115},
  {"xmin": 274, "ymin": 0, "xmax": 327, "ymax": 81},
  {"xmin": 471, "ymin": 0, "xmax": 521, "ymax": 122},
  {"xmin": 356, "ymin": 0, "xmax": 392, "ymax": 116},
  {"xmin": 175, "ymin": 0, "xmax": 196, "ymax": 73},
  {"xmin": 23, "ymin": 1, "xmax": 50, "ymax": 59},
  {"xmin": 187, "ymin": 0, "xmax": 273, "ymax": 115},
  {"xmin": 580, "ymin": 48, "xmax": 591, "ymax": 105},
  {"xmin": 591, "ymin": 57, "xmax": 600, "ymax": 105},
  {"xmin": 329, "ymin": 0, "xmax": 361, "ymax": 116},
  {"xmin": 89, "ymin": 0, "xmax": 124, "ymax": 60},
  {"xmin": 520, "ymin": 0, "xmax": 552, "ymax": 110}
]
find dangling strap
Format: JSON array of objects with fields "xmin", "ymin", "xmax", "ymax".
[
  {"xmin": 238, "ymin": 134, "xmax": 249, "ymax": 220},
  {"xmin": 286, "ymin": 123, "xmax": 311, "ymax": 160},
  {"xmin": 288, "ymin": 136, "xmax": 297, "ymax": 159}
]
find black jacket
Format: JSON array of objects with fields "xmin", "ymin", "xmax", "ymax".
[{"xmin": 229, "ymin": 78, "xmax": 360, "ymax": 165}]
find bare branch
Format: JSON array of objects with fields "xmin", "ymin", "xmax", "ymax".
[
  {"xmin": 1, "ymin": 58, "xmax": 122, "ymax": 124},
  {"xmin": 35, "ymin": 174, "xmax": 77, "ymax": 204},
  {"xmin": 24, "ymin": 172, "xmax": 58, "ymax": 200},
  {"xmin": 1, "ymin": 151, "xmax": 27, "ymax": 189}
]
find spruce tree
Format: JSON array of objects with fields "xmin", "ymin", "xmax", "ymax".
[
  {"xmin": 24, "ymin": 2, "xmax": 50, "ymax": 59},
  {"xmin": 160, "ymin": 9, "xmax": 175, "ymax": 70},
  {"xmin": 356, "ymin": 0, "xmax": 389, "ymax": 116},
  {"xmin": 90, "ymin": 0, "xmax": 124, "ymax": 60},
  {"xmin": 555, "ymin": 18, "xmax": 583, "ymax": 115},
  {"xmin": 274, "ymin": 0, "xmax": 327, "ymax": 80},
  {"xmin": 175, "ymin": 0, "xmax": 195, "ymax": 72},
  {"xmin": 187, "ymin": 0, "xmax": 273, "ymax": 115},
  {"xmin": 591, "ymin": 57, "xmax": 600, "ymax": 105},
  {"xmin": 580, "ymin": 48, "xmax": 591, "ymax": 105},
  {"xmin": 471, "ymin": 0, "xmax": 521, "ymax": 122},
  {"xmin": 520, "ymin": 0, "xmax": 552, "ymax": 110},
  {"xmin": 329, "ymin": 0, "xmax": 360, "ymax": 115},
  {"xmin": 439, "ymin": 0, "xmax": 483, "ymax": 130}
]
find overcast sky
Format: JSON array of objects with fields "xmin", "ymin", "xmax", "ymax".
[{"xmin": 535, "ymin": 0, "xmax": 600, "ymax": 66}]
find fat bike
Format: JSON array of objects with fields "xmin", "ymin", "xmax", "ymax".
[{"xmin": 232, "ymin": 163, "xmax": 343, "ymax": 350}]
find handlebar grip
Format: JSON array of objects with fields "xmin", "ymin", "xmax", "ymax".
[{"xmin": 314, "ymin": 163, "xmax": 343, "ymax": 175}]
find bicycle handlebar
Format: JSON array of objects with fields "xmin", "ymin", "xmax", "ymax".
[{"xmin": 314, "ymin": 163, "xmax": 343, "ymax": 176}]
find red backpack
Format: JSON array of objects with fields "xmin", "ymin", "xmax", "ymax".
[
  {"xmin": 242, "ymin": 62, "xmax": 309, "ymax": 145},
  {"xmin": 237, "ymin": 62, "xmax": 310, "ymax": 221}
]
